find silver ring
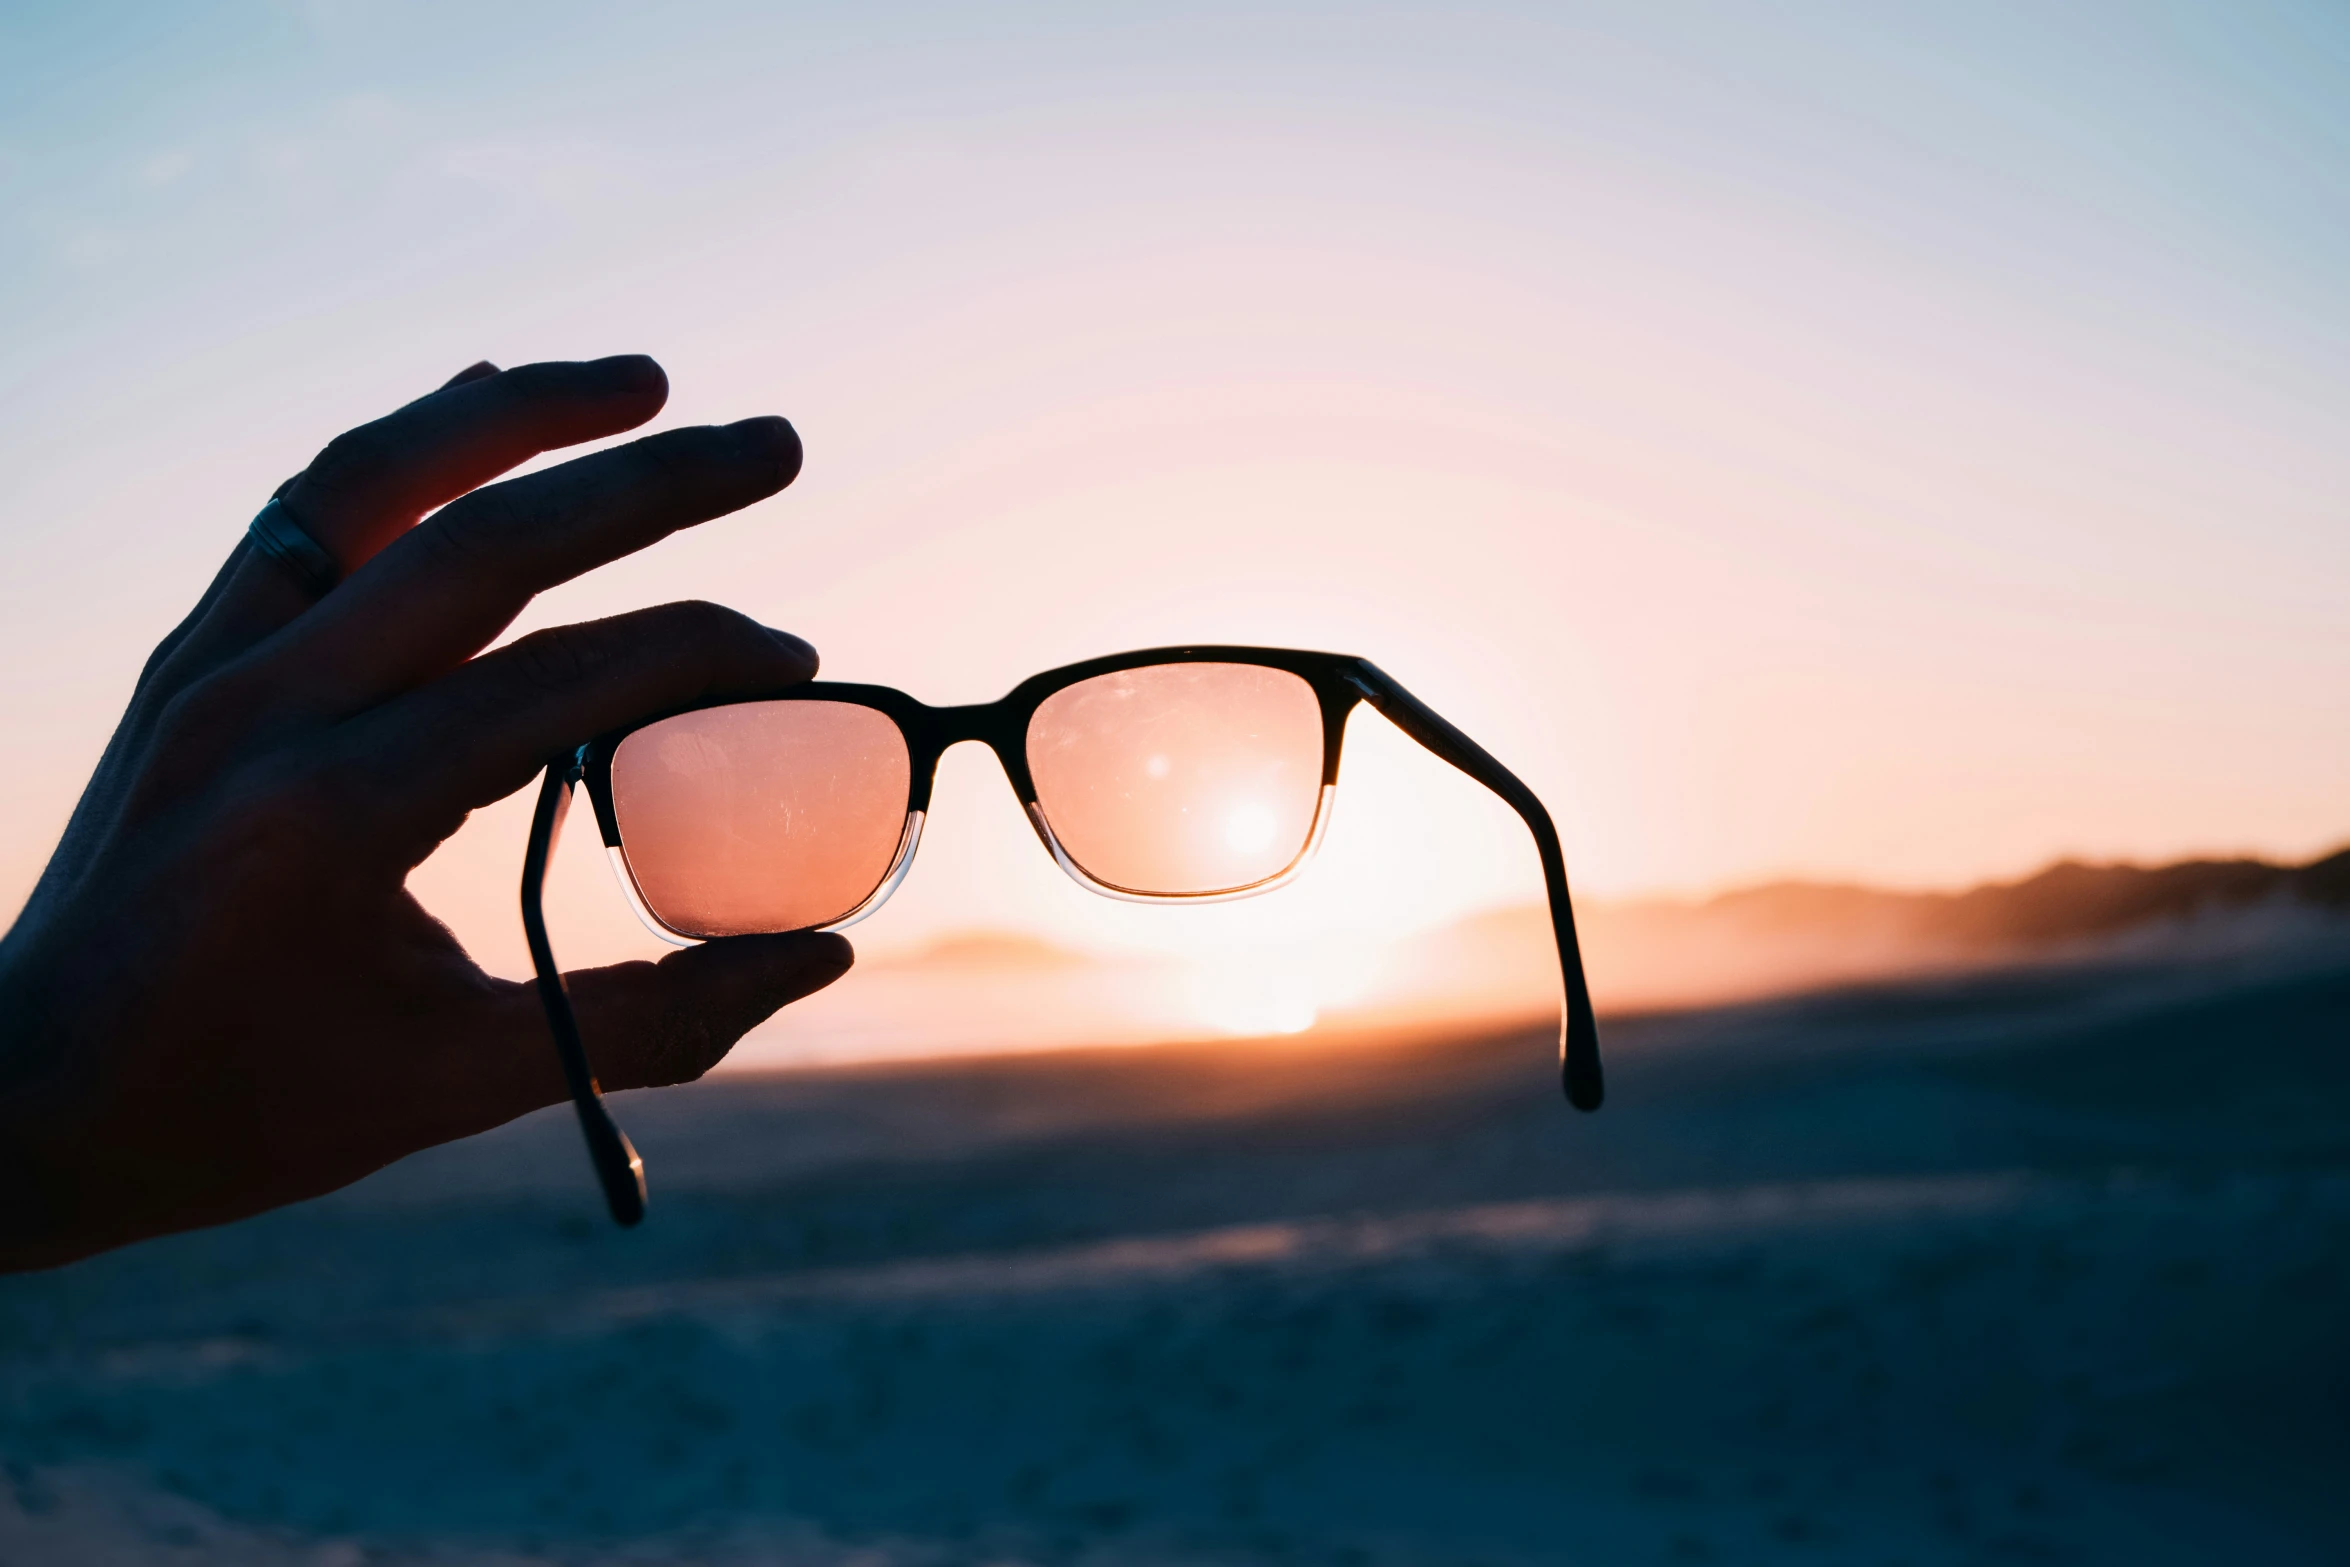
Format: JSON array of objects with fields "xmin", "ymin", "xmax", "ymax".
[{"xmin": 247, "ymin": 497, "xmax": 341, "ymax": 598}]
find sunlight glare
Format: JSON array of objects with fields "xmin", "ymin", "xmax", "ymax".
[{"xmin": 1223, "ymin": 800, "xmax": 1280, "ymax": 856}]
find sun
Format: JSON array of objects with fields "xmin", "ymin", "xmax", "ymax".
[{"xmin": 1182, "ymin": 965, "xmax": 1317, "ymax": 1037}]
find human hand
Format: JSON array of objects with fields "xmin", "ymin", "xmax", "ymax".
[{"xmin": 0, "ymin": 357, "xmax": 852, "ymax": 1272}]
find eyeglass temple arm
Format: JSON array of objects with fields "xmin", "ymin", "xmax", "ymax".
[
  {"xmin": 521, "ymin": 757, "xmax": 649, "ymax": 1226},
  {"xmin": 1348, "ymin": 663, "xmax": 1604, "ymax": 1110}
]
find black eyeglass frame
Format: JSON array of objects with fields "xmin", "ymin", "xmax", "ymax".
[{"xmin": 522, "ymin": 645, "xmax": 1604, "ymax": 1226}]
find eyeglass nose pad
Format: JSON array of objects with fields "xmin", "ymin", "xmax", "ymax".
[{"xmin": 1018, "ymin": 797, "xmax": 1061, "ymax": 854}]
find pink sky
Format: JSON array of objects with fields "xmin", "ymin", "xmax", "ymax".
[{"xmin": 3, "ymin": 4, "xmax": 2343, "ymax": 1055}]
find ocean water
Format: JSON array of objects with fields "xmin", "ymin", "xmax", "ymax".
[{"xmin": 4, "ymin": 949, "xmax": 2346, "ymax": 1564}]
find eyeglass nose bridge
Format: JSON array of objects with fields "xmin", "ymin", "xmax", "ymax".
[{"xmin": 909, "ymin": 700, "xmax": 1044, "ymax": 817}]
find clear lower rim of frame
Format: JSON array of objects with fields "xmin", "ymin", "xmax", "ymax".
[
  {"xmin": 604, "ymin": 810, "xmax": 930, "ymax": 947},
  {"xmin": 1024, "ymin": 783, "xmax": 1338, "ymax": 906},
  {"xmin": 606, "ymin": 779, "xmax": 1337, "ymax": 945}
]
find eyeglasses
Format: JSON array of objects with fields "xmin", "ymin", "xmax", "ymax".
[{"xmin": 522, "ymin": 645, "xmax": 1604, "ymax": 1224}]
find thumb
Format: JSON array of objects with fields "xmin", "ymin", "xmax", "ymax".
[{"xmin": 563, "ymin": 931, "xmax": 854, "ymax": 1091}]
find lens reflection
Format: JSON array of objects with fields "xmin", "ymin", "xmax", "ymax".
[
  {"xmin": 611, "ymin": 700, "xmax": 911, "ymax": 937},
  {"xmin": 1027, "ymin": 662, "xmax": 1324, "ymax": 895}
]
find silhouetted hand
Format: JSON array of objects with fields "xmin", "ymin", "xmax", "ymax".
[{"xmin": 0, "ymin": 357, "xmax": 852, "ymax": 1272}]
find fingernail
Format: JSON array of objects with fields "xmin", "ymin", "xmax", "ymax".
[
  {"xmin": 728, "ymin": 416, "xmax": 803, "ymax": 488},
  {"xmin": 765, "ymin": 626, "xmax": 819, "ymax": 672},
  {"xmin": 596, "ymin": 354, "xmax": 668, "ymax": 396}
]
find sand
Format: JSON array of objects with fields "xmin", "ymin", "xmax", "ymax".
[{"xmin": 3, "ymin": 945, "xmax": 2346, "ymax": 1564}]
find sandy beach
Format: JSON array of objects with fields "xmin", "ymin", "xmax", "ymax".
[{"xmin": 4, "ymin": 944, "xmax": 2346, "ymax": 1564}]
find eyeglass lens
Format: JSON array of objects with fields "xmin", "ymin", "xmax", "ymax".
[
  {"xmin": 1026, "ymin": 661, "xmax": 1324, "ymax": 896},
  {"xmin": 609, "ymin": 699, "xmax": 913, "ymax": 937}
]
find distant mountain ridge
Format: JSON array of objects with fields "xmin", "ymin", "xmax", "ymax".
[
  {"xmin": 1411, "ymin": 844, "xmax": 2350, "ymax": 1017},
  {"xmin": 1689, "ymin": 845, "xmax": 2350, "ymax": 951}
]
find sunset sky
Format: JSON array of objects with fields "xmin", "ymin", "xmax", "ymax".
[{"xmin": 2, "ymin": 2, "xmax": 2344, "ymax": 1044}]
